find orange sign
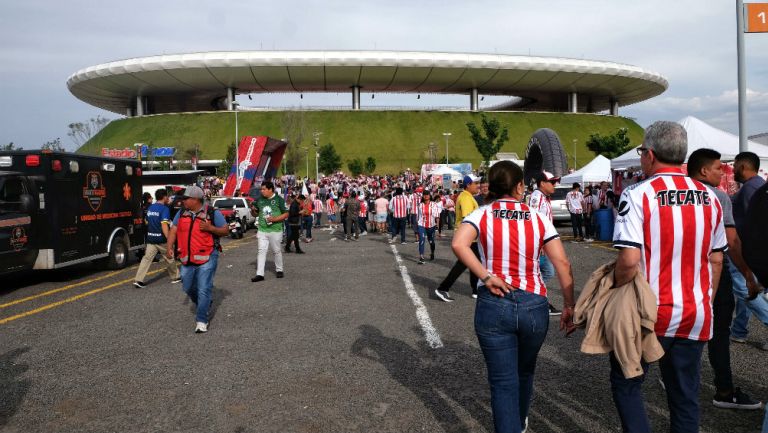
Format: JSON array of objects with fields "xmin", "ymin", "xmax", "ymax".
[{"xmin": 746, "ymin": 3, "xmax": 768, "ymax": 32}]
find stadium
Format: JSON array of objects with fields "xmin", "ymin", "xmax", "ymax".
[{"xmin": 70, "ymin": 50, "xmax": 668, "ymax": 174}]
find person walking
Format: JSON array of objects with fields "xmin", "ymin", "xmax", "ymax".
[
  {"xmin": 358, "ymin": 193, "xmax": 368, "ymax": 236},
  {"xmin": 611, "ymin": 121, "xmax": 727, "ymax": 433},
  {"xmin": 565, "ymin": 182, "xmax": 584, "ymax": 241},
  {"xmin": 416, "ymin": 193, "xmax": 440, "ymax": 264},
  {"xmin": 434, "ymin": 175, "xmax": 480, "ymax": 302},
  {"xmin": 687, "ymin": 148, "xmax": 761, "ymax": 410},
  {"xmin": 453, "ymin": 161, "xmax": 575, "ymax": 433},
  {"xmin": 389, "ymin": 187, "xmax": 409, "ymax": 244},
  {"xmin": 374, "ymin": 193, "xmax": 389, "ymax": 234},
  {"xmin": 251, "ymin": 181, "xmax": 289, "ymax": 282},
  {"xmin": 528, "ymin": 171, "xmax": 561, "ymax": 315},
  {"xmin": 344, "ymin": 190, "xmax": 361, "ymax": 241},
  {"xmin": 165, "ymin": 185, "xmax": 228, "ymax": 333},
  {"xmin": 285, "ymin": 194, "xmax": 305, "ymax": 254},
  {"xmin": 301, "ymin": 196, "xmax": 314, "ymax": 243},
  {"xmin": 312, "ymin": 195, "xmax": 324, "ymax": 228},
  {"xmin": 134, "ymin": 189, "xmax": 180, "ymax": 288}
]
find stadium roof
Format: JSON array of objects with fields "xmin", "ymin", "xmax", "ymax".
[{"xmin": 67, "ymin": 50, "xmax": 668, "ymax": 115}]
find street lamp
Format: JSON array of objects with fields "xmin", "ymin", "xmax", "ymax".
[
  {"xmin": 303, "ymin": 147, "xmax": 309, "ymax": 180},
  {"xmin": 313, "ymin": 131, "xmax": 322, "ymax": 180},
  {"xmin": 232, "ymin": 101, "xmax": 240, "ymax": 188},
  {"xmin": 442, "ymin": 132, "xmax": 452, "ymax": 164},
  {"xmin": 572, "ymin": 138, "xmax": 577, "ymax": 170}
]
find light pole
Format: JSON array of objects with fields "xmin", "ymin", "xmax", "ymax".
[
  {"xmin": 232, "ymin": 101, "xmax": 240, "ymax": 186},
  {"xmin": 572, "ymin": 138, "xmax": 577, "ymax": 170},
  {"xmin": 442, "ymin": 132, "xmax": 452, "ymax": 164},
  {"xmin": 313, "ymin": 131, "xmax": 322, "ymax": 181},
  {"xmin": 303, "ymin": 147, "xmax": 309, "ymax": 180}
]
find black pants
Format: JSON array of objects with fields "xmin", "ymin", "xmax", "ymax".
[
  {"xmin": 286, "ymin": 224, "xmax": 301, "ymax": 251},
  {"xmin": 584, "ymin": 213, "xmax": 594, "ymax": 238},
  {"xmin": 570, "ymin": 213, "xmax": 584, "ymax": 238},
  {"xmin": 438, "ymin": 242, "xmax": 480, "ymax": 294},
  {"xmin": 708, "ymin": 263, "xmax": 734, "ymax": 393}
]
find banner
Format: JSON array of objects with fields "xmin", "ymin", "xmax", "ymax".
[{"xmin": 222, "ymin": 136, "xmax": 267, "ymax": 197}]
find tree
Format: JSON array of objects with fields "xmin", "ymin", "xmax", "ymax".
[
  {"xmin": 219, "ymin": 141, "xmax": 237, "ymax": 177},
  {"xmin": 1, "ymin": 142, "xmax": 21, "ymax": 151},
  {"xmin": 364, "ymin": 156, "xmax": 376, "ymax": 174},
  {"xmin": 466, "ymin": 114, "xmax": 509, "ymax": 167},
  {"xmin": 42, "ymin": 138, "xmax": 65, "ymax": 151},
  {"xmin": 586, "ymin": 128, "xmax": 632, "ymax": 159},
  {"xmin": 347, "ymin": 158, "xmax": 364, "ymax": 176},
  {"xmin": 280, "ymin": 111, "xmax": 309, "ymax": 174},
  {"xmin": 318, "ymin": 143, "xmax": 342, "ymax": 174},
  {"xmin": 67, "ymin": 115, "xmax": 110, "ymax": 147}
]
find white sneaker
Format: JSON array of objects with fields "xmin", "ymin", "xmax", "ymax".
[
  {"xmin": 360, "ymin": 232, "xmax": 367, "ymax": 236},
  {"xmin": 585, "ymin": 238, "xmax": 594, "ymax": 243},
  {"xmin": 195, "ymin": 322, "xmax": 208, "ymax": 333}
]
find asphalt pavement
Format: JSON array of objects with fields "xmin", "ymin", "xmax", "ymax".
[{"xmin": 0, "ymin": 224, "xmax": 766, "ymax": 433}]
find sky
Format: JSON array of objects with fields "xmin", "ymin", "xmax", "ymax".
[{"xmin": 1, "ymin": 0, "xmax": 767, "ymax": 152}]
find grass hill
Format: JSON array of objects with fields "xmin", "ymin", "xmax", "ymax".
[{"xmin": 78, "ymin": 110, "xmax": 644, "ymax": 175}]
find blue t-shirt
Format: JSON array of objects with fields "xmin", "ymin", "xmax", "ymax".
[{"xmin": 145, "ymin": 203, "xmax": 171, "ymax": 244}]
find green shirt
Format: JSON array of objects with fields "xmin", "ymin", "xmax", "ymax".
[{"xmin": 255, "ymin": 194, "xmax": 287, "ymax": 232}]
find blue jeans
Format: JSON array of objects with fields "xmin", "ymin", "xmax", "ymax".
[
  {"xmin": 358, "ymin": 216, "xmax": 367, "ymax": 233},
  {"xmin": 475, "ymin": 288, "xmax": 549, "ymax": 433},
  {"xmin": 729, "ymin": 256, "xmax": 768, "ymax": 339},
  {"xmin": 539, "ymin": 254, "xmax": 555, "ymax": 286},
  {"xmin": 610, "ymin": 336, "xmax": 705, "ymax": 433},
  {"xmin": 417, "ymin": 226, "xmax": 436, "ymax": 256},
  {"xmin": 180, "ymin": 252, "xmax": 219, "ymax": 324},
  {"xmin": 302, "ymin": 216, "xmax": 313, "ymax": 239}
]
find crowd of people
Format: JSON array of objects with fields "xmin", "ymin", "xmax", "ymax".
[{"xmin": 132, "ymin": 120, "xmax": 768, "ymax": 433}]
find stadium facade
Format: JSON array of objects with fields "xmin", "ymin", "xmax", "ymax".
[{"xmin": 67, "ymin": 50, "xmax": 668, "ymax": 116}]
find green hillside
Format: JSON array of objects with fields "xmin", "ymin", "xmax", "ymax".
[{"xmin": 78, "ymin": 111, "xmax": 644, "ymax": 175}]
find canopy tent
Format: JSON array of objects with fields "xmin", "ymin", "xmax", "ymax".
[
  {"xmin": 611, "ymin": 116, "xmax": 768, "ymax": 170},
  {"xmin": 560, "ymin": 155, "xmax": 611, "ymax": 185},
  {"xmin": 428, "ymin": 165, "xmax": 463, "ymax": 180}
]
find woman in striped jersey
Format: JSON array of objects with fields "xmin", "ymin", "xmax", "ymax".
[{"xmin": 452, "ymin": 161, "xmax": 575, "ymax": 433}]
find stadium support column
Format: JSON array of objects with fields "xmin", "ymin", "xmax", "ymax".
[
  {"xmin": 352, "ymin": 86, "xmax": 361, "ymax": 110},
  {"xmin": 470, "ymin": 88, "xmax": 479, "ymax": 111},
  {"xmin": 568, "ymin": 92, "xmax": 578, "ymax": 113},
  {"xmin": 226, "ymin": 87, "xmax": 236, "ymax": 110},
  {"xmin": 136, "ymin": 96, "xmax": 145, "ymax": 116},
  {"xmin": 126, "ymin": 107, "xmax": 134, "ymax": 117},
  {"xmin": 610, "ymin": 99, "xmax": 619, "ymax": 116}
]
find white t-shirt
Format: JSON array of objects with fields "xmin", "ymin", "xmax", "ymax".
[{"xmin": 566, "ymin": 191, "xmax": 584, "ymax": 214}]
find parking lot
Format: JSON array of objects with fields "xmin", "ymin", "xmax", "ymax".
[{"xmin": 1, "ymin": 227, "xmax": 766, "ymax": 433}]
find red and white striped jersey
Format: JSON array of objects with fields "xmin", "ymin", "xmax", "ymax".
[
  {"xmin": 312, "ymin": 199, "xmax": 323, "ymax": 213},
  {"xmin": 528, "ymin": 189, "xmax": 552, "ymax": 221},
  {"xmin": 390, "ymin": 195, "xmax": 409, "ymax": 218},
  {"xmin": 326, "ymin": 198, "xmax": 336, "ymax": 214},
  {"xmin": 463, "ymin": 200, "xmax": 560, "ymax": 296},
  {"xmin": 613, "ymin": 168, "xmax": 728, "ymax": 341},
  {"xmin": 358, "ymin": 199, "xmax": 368, "ymax": 218},
  {"xmin": 417, "ymin": 202, "xmax": 440, "ymax": 228}
]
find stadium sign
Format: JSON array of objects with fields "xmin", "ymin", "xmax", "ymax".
[
  {"xmin": 101, "ymin": 147, "xmax": 176, "ymax": 158},
  {"xmin": 746, "ymin": 3, "xmax": 768, "ymax": 32}
]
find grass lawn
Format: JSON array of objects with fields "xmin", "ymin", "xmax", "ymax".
[{"xmin": 78, "ymin": 110, "xmax": 644, "ymax": 174}]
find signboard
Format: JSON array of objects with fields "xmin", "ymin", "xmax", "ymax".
[
  {"xmin": 746, "ymin": 3, "xmax": 768, "ymax": 32},
  {"xmin": 100, "ymin": 147, "xmax": 176, "ymax": 159}
]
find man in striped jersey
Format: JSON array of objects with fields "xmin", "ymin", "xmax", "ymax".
[
  {"xmin": 612, "ymin": 121, "xmax": 727, "ymax": 433},
  {"xmin": 389, "ymin": 188, "xmax": 409, "ymax": 244},
  {"xmin": 312, "ymin": 196, "xmax": 324, "ymax": 228},
  {"xmin": 528, "ymin": 171, "xmax": 562, "ymax": 316},
  {"xmin": 416, "ymin": 193, "xmax": 440, "ymax": 264}
]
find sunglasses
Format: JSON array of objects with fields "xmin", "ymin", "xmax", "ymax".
[{"xmin": 636, "ymin": 147, "xmax": 650, "ymax": 156}]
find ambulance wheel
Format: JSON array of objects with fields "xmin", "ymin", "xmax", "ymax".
[{"xmin": 107, "ymin": 236, "xmax": 129, "ymax": 269}]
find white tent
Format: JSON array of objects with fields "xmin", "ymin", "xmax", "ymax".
[
  {"xmin": 611, "ymin": 116, "xmax": 768, "ymax": 170},
  {"xmin": 429, "ymin": 165, "xmax": 463, "ymax": 180},
  {"xmin": 560, "ymin": 155, "xmax": 612, "ymax": 185}
]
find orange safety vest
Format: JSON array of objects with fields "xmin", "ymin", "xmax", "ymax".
[{"xmin": 176, "ymin": 205, "xmax": 220, "ymax": 265}]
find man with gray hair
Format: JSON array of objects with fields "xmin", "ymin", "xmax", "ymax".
[{"xmin": 611, "ymin": 121, "xmax": 727, "ymax": 433}]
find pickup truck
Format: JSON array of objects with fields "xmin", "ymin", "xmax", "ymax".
[{"xmin": 211, "ymin": 197, "xmax": 255, "ymax": 230}]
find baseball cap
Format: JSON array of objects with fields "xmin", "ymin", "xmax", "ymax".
[
  {"xmin": 180, "ymin": 185, "xmax": 205, "ymax": 199},
  {"xmin": 534, "ymin": 171, "xmax": 561, "ymax": 184},
  {"xmin": 462, "ymin": 175, "xmax": 481, "ymax": 185}
]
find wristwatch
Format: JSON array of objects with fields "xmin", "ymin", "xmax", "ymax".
[{"xmin": 481, "ymin": 273, "xmax": 493, "ymax": 283}]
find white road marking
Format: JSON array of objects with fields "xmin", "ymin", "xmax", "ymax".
[{"xmin": 390, "ymin": 244, "xmax": 444, "ymax": 349}]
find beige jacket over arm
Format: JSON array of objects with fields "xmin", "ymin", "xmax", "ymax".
[{"xmin": 573, "ymin": 261, "xmax": 664, "ymax": 379}]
